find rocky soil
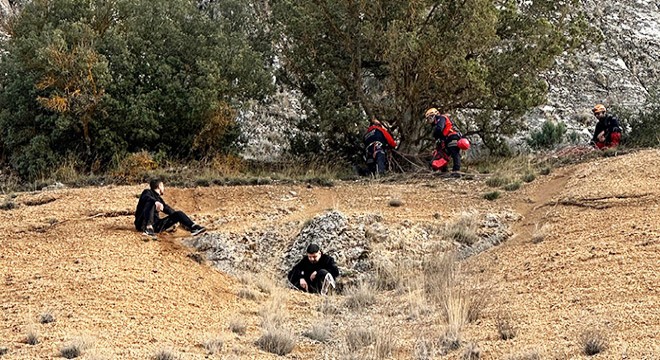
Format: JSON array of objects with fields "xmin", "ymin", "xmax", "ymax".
[{"xmin": 1, "ymin": 149, "xmax": 658, "ymax": 359}]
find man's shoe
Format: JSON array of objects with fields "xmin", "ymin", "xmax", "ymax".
[
  {"xmin": 143, "ymin": 227, "xmax": 157, "ymax": 239},
  {"xmin": 320, "ymin": 273, "xmax": 336, "ymax": 296},
  {"xmin": 190, "ymin": 225, "xmax": 207, "ymax": 236}
]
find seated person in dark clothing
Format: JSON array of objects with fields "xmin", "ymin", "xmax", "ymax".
[
  {"xmin": 134, "ymin": 179, "xmax": 206, "ymax": 238},
  {"xmin": 287, "ymin": 243, "xmax": 339, "ymax": 295}
]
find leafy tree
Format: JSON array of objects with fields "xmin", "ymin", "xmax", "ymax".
[
  {"xmin": 0, "ymin": 0, "xmax": 273, "ymax": 180},
  {"xmin": 271, "ymin": 0, "xmax": 591, "ymax": 156}
]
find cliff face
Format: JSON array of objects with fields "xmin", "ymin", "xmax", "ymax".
[
  {"xmin": 533, "ymin": 0, "xmax": 660, "ymax": 130},
  {"xmin": 0, "ymin": 0, "xmax": 13, "ymax": 18}
]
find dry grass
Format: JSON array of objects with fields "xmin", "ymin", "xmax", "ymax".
[
  {"xmin": 318, "ymin": 297, "xmax": 342, "ymax": 315},
  {"xmin": 580, "ymin": 329, "xmax": 607, "ymax": 355},
  {"xmin": 406, "ymin": 289, "xmax": 432, "ymax": 320},
  {"xmin": 423, "ymin": 253, "xmax": 455, "ymax": 303},
  {"xmin": 413, "ymin": 338, "xmax": 435, "ymax": 360},
  {"xmin": 229, "ymin": 319, "xmax": 247, "ymax": 335},
  {"xmin": 531, "ymin": 223, "xmax": 550, "ymax": 244},
  {"xmin": 302, "ymin": 322, "xmax": 332, "ymax": 343},
  {"xmin": 496, "ymin": 313, "xmax": 517, "ymax": 340},
  {"xmin": 462, "ymin": 342, "xmax": 481, "ymax": 359},
  {"xmin": 373, "ymin": 256, "xmax": 410, "ymax": 291},
  {"xmin": 443, "ymin": 213, "xmax": 480, "ymax": 246},
  {"xmin": 153, "ymin": 348, "xmax": 179, "ymax": 360},
  {"xmin": 25, "ymin": 328, "xmax": 39, "ymax": 345},
  {"xmin": 443, "ymin": 290, "xmax": 470, "ymax": 331},
  {"xmin": 59, "ymin": 337, "xmax": 93, "ymax": 359},
  {"xmin": 372, "ymin": 326, "xmax": 396, "ymax": 359},
  {"xmin": 202, "ymin": 337, "xmax": 224, "ymax": 355},
  {"xmin": 258, "ymin": 293, "xmax": 287, "ymax": 327},
  {"xmin": 237, "ymin": 288, "xmax": 259, "ymax": 301},
  {"xmin": 439, "ymin": 325, "xmax": 462, "ymax": 354},
  {"xmin": 344, "ymin": 281, "xmax": 377, "ymax": 309},
  {"xmin": 256, "ymin": 327, "xmax": 296, "ymax": 355},
  {"xmin": 346, "ymin": 327, "xmax": 375, "ymax": 351}
]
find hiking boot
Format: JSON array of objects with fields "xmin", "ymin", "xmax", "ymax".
[
  {"xmin": 320, "ymin": 273, "xmax": 336, "ymax": 296},
  {"xmin": 143, "ymin": 227, "xmax": 157, "ymax": 239},
  {"xmin": 190, "ymin": 224, "xmax": 207, "ymax": 237}
]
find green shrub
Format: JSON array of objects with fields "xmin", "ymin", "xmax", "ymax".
[
  {"xmin": 526, "ymin": 121, "xmax": 567, "ymax": 149},
  {"xmin": 504, "ymin": 182, "xmax": 521, "ymax": 191},
  {"xmin": 483, "ymin": 191, "xmax": 501, "ymax": 201}
]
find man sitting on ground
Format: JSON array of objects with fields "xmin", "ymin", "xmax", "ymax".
[
  {"xmin": 134, "ymin": 179, "xmax": 206, "ymax": 238},
  {"xmin": 591, "ymin": 104, "xmax": 622, "ymax": 149},
  {"xmin": 287, "ymin": 243, "xmax": 339, "ymax": 295}
]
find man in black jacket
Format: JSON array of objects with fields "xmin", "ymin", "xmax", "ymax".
[
  {"xmin": 134, "ymin": 179, "xmax": 206, "ymax": 238},
  {"xmin": 287, "ymin": 243, "xmax": 339, "ymax": 295}
]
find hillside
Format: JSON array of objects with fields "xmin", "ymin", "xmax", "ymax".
[{"xmin": 1, "ymin": 149, "xmax": 658, "ymax": 359}]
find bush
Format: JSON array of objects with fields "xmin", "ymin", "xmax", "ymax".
[
  {"xmin": 580, "ymin": 329, "xmax": 607, "ymax": 356},
  {"xmin": 256, "ymin": 327, "xmax": 296, "ymax": 355},
  {"xmin": 503, "ymin": 181, "xmax": 521, "ymax": 191},
  {"xmin": 483, "ymin": 191, "xmax": 501, "ymax": 201},
  {"xmin": 526, "ymin": 121, "xmax": 567, "ymax": 149},
  {"xmin": 618, "ymin": 97, "xmax": 660, "ymax": 148}
]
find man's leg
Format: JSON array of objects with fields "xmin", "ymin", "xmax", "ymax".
[
  {"xmin": 309, "ymin": 269, "xmax": 330, "ymax": 293},
  {"xmin": 375, "ymin": 151, "xmax": 387, "ymax": 175},
  {"xmin": 608, "ymin": 132, "xmax": 621, "ymax": 148},
  {"xmin": 153, "ymin": 211, "xmax": 195, "ymax": 233},
  {"xmin": 448, "ymin": 146, "xmax": 461, "ymax": 171}
]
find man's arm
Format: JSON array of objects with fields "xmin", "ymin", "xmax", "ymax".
[{"xmin": 381, "ymin": 128, "xmax": 398, "ymax": 149}]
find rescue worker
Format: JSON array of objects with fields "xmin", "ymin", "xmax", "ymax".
[
  {"xmin": 363, "ymin": 117, "xmax": 398, "ymax": 175},
  {"xmin": 591, "ymin": 104, "xmax": 622, "ymax": 149},
  {"xmin": 425, "ymin": 108, "xmax": 462, "ymax": 172}
]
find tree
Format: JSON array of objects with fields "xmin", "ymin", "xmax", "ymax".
[
  {"xmin": 271, "ymin": 0, "xmax": 590, "ymax": 156},
  {"xmin": 0, "ymin": 0, "xmax": 273, "ymax": 180}
]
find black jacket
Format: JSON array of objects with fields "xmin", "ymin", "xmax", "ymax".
[
  {"xmin": 287, "ymin": 253, "xmax": 339, "ymax": 285},
  {"xmin": 592, "ymin": 113, "xmax": 622, "ymax": 143},
  {"xmin": 134, "ymin": 189, "xmax": 175, "ymax": 230}
]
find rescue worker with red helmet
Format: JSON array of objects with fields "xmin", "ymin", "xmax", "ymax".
[
  {"xmin": 591, "ymin": 104, "xmax": 622, "ymax": 149},
  {"xmin": 363, "ymin": 117, "xmax": 398, "ymax": 175},
  {"xmin": 425, "ymin": 108, "xmax": 465, "ymax": 172}
]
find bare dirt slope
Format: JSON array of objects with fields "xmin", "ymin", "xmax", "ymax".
[{"xmin": 1, "ymin": 149, "xmax": 658, "ymax": 359}]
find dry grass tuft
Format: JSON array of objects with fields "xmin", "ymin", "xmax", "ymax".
[
  {"xmin": 373, "ymin": 257, "xmax": 410, "ymax": 291},
  {"xmin": 229, "ymin": 319, "xmax": 247, "ymax": 335},
  {"xmin": 318, "ymin": 297, "xmax": 342, "ymax": 315},
  {"xmin": 413, "ymin": 338, "xmax": 435, "ymax": 360},
  {"xmin": 443, "ymin": 213, "xmax": 480, "ymax": 246},
  {"xmin": 531, "ymin": 223, "xmax": 550, "ymax": 244},
  {"xmin": 25, "ymin": 328, "xmax": 39, "ymax": 345},
  {"xmin": 443, "ymin": 290, "xmax": 470, "ymax": 331},
  {"xmin": 344, "ymin": 281, "xmax": 377, "ymax": 309},
  {"xmin": 373, "ymin": 326, "xmax": 396, "ymax": 359},
  {"xmin": 462, "ymin": 342, "xmax": 481, "ymax": 359},
  {"xmin": 580, "ymin": 329, "xmax": 607, "ymax": 355},
  {"xmin": 40, "ymin": 311, "xmax": 55, "ymax": 324},
  {"xmin": 256, "ymin": 327, "xmax": 296, "ymax": 355},
  {"xmin": 258, "ymin": 293, "xmax": 287, "ymax": 328},
  {"xmin": 237, "ymin": 288, "xmax": 259, "ymax": 301},
  {"xmin": 423, "ymin": 253, "xmax": 456, "ymax": 303},
  {"xmin": 496, "ymin": 313, "xmax": 517, "ymax": 340},
  {"xmin": 439, "ymin": 325, "xmax": 462, "ymax": 353},
  {"xmin": 153, "ymin": 348, "xmax": 179, "ymax": 360},
  {"xmin": 202, "ymin": 338, "xmax": 224, "ymax": 355},
  {"xmin": 59, "ymin": 337, "xmax": 93, "ymax": 359},
  {"xmin": 0, "ymin": 347, "xmax": 8, "ymax": 356},
  {"xmin": 302, "ymin": 322, "xmax": 332, "ymax": 343},
  {"xmin": 346, "ymin": 326, "xmax": 375, "ymax": 351}
]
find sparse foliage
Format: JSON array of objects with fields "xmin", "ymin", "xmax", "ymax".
[
  {"xmin": 25, "ymin": 329, "xmax": 39, "ymax": 345},
  {"xmin": 484, "ymin": 191, "xmax": 501, "ymax": 201},
  {"xmin": 202, "ymin": 338, "xmax": 224, "ymax": 355},
  {"xmin": 153, "ymin": 349, "xmax": 178, "ymax": 360},
  {"xmin": 40, "ymin": 311, "xmax": 55, "ymax": 324},
  {"xmin": 346, "ymin": 327, "xmax": 375, "ymax": 351},
  {"xmin": 580, "ymin": 329, "xmax": 607, "ymax": 356},
  {"xmin": 256, "ymin": 327, "xmax": 296, "ymax": 356},
  {"xmin": 229, "ymin": 319, "xmax": 247, "ymax": 335},
  {"xmin": 443, "ymin": 213, "xmax": 480, "ymax": 246},
  {"xmin": 344, "ymin": 281, "xmax": 377, "ymax": 309},
  {"xmin": 462, "ymin": 342, "xmax": 481, "ymax": 360},
  {"xmin": 303, "ymin": 322, "xmax": 332, "ymax": 343},
  {"xmin": 496, "ymin": 313, "xmax": 517, "ymax": 340},
  {"xmin": 526, "ymin": 121, "xmax": 567, "ymax": 149}
]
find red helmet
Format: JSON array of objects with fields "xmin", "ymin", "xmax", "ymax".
[{"xmin": 457, "ymin": 138, "xmax": 470, "ymax": 150}]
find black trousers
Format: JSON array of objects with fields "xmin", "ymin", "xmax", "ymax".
[
  {"xmin": 140, "ymin": 205, "xmax": 195, "ymax": 233},
  {"xmin": 367, "ymin": 150, "xmax": 388, "ymax": 175}
]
